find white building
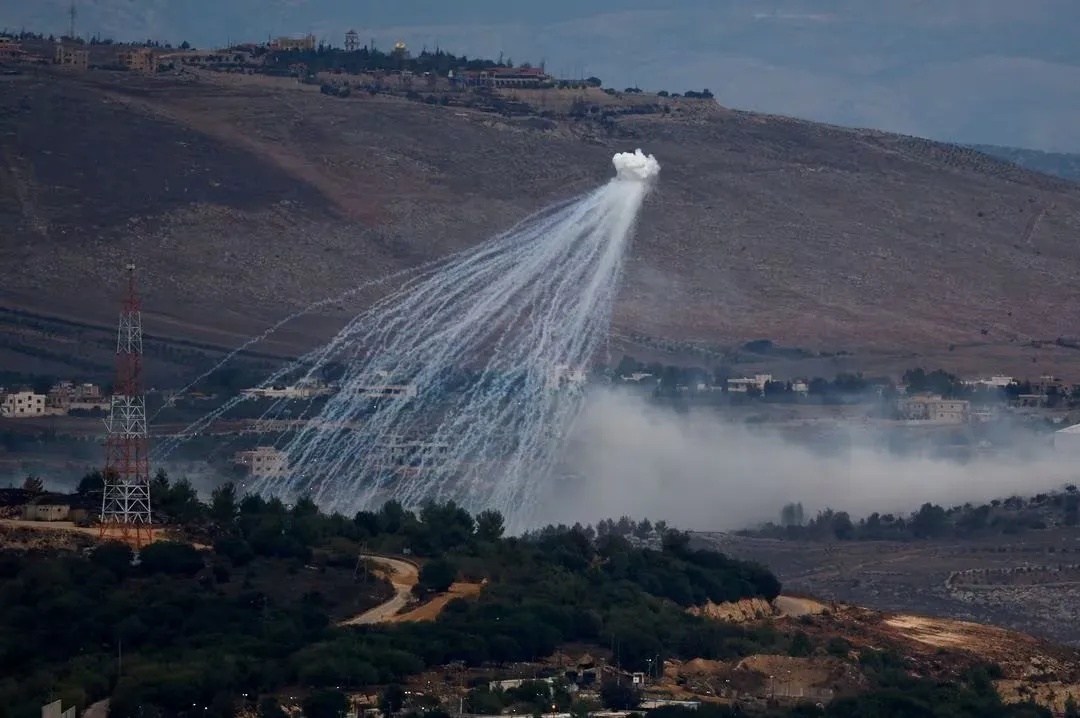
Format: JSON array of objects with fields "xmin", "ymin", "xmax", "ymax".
[
  {"xmin": 963, "ymin": 375, "xmax": 1014, "ymax": 389},
  {"xmin": 382, "ymin": 435, "xmax": 450, "ymax": 470},
  {"xmin": 897, "ymin": 395, "xmax": 970, "ymax": 423},
  {"xmin": 356, "ymin": 371, "xmax": 418, "ymax": 400},
  {"xmin": 727, "ymin": 374, "xmax": 772, "ymax": 393},
  {"xmin": 0, "ymin": 390, "xmax": 46, "ymax": 417},
  {"xmin": 242, "ymin": 378, "xmax": 331, "ymax": 400},
  {"xmin": 233, "ymin": 446, "xmax": 290, "ymax": 478}
]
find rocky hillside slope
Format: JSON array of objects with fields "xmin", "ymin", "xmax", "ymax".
[{"xmin": 2, "ymin": 70, "xmax": 1080, "ymax": 381}]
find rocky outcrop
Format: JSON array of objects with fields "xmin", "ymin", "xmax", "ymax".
[{"xmin": 688, "ymin": 597, "xmax": 776, "ymax": 623}]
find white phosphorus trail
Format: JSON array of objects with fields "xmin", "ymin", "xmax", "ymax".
[{"xmin": 191, "ymin": 150, "xmax": 658, "ymax": 531}]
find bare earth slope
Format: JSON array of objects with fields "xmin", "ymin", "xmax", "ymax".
[{"xmin": 3, "ymin": 70, "xmax": 1079, "ymax": 380}]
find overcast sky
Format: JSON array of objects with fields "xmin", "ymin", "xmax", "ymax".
[{"xmin": 13, "ymin": 0, "xmax": 1080, "ymax": 152}]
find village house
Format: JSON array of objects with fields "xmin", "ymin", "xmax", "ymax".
[
  {"xmin": 0, "ymin": 390, "xmax": 46, "ymax": 418},
  {"xmin": 117, "ymin": 47, "xmax": 158, "ymax": 73},
  {"xmin": 21, "ymin": 494, "xmax": 71, "ymax": 522},
  {"xmin": 242, "ymin": 378, "xmax": 332, "ymax": 400},
  {"xmin": 897, "ymin": 395, "xmax": 970, "ymax": 424},
  {"xmin": 0, "ymin": 36, "xmax": 25, "ymax": 63},
  {"xmin": 233, "ymin": 446, "xmax": 290, "ymax": 478},
  {"xmin": 452, "ymin": 65, "xmax": 552, "ymax": 89},
  {"xmin": 54, "ymin": 43, "xmax": 89, "ymax": 71},
  {"xmin": 47, "ymin": 381, "xmax": 108, "ymax": 412},
  {"xmin": 727, "ymin": 374, "xmax": 773, "ymax": 393}
]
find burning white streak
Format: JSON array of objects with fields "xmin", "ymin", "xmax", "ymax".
[{"xmin": 228, "ymin": 152, "xmax": 661, "ymax": 532}]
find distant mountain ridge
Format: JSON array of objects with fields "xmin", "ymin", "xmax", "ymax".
[{"xmin": 968, "ymin": 144, "xmax": 1080, "ymax": 183}]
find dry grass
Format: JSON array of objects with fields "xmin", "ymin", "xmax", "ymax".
[{"xmin": 2, "ymin": 69, "xmax": 1080, "ymax": 379}]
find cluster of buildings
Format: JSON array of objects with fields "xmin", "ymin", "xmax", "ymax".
[
  {"xmin": 0, "ymin": 381, "xmax": 109, "ymax": 419},
  {"xmin": 0, "ymin": 36, "xmax": 160, "ymax": 73}
]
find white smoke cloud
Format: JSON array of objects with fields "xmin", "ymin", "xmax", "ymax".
[
  {"xmin": 546, "ymin": 387, "xmax": 1072, "ymax": 531},
  {"xmin": 612, "ymin": 149, "xmax": 661, "ymax": 183}
]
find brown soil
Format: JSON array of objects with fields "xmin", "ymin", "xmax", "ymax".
[
  {"xmin": 386, "ymin": 581, "xmax": 485, "ymax": 623},
  {"xmin": 3, "ymin": 70, "xmax": 1080, "ymax": 379}
]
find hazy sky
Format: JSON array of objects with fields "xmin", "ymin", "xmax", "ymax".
[{"xmin": 13, "ymin": 0, "xmax": 1080, "ymax": 152}]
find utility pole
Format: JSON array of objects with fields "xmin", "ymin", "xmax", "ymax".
[{"xmin": 68, "ymin": 0, "xmax": 76, "ymax": 40}]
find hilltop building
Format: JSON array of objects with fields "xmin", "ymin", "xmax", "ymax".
[
  {"xmin": 54, "ymin": 43, "xmax": 89, "ymax": 71},
  {"xmin": 344, "ymin": 30, "xmax": 360, "ymax": 52},
  {"xmin": 233, "ymin": 446, "xmax": 290, "ymax": 478},
  {"xmin": 453, "ymin": 65, "xmax": 551, "ymax": 88},
  {"xmin": 270, "ymin": 35, "xmax": 316, "ymax": 52}
]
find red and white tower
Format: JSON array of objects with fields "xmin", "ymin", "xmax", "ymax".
[{"xmin": 100, "ymin": 264, "xmax": 153, "ymax": 547}]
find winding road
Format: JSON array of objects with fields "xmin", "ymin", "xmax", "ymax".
[{"xmin": 339, "ymin": 554, "xmax": 419, "ymax": 626}]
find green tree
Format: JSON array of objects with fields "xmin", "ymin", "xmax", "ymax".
[
  {"xmin": 380, "ymin": 684, "xmax": 406, "ymax": 716},
  {"xmin": 139, "ymin": 541, "xmax": 204, "ymax": 576},
  {"xmin": 302, "ymin": 690, "xmax": 349, "ymax": 718},
  {"xmin": 789, "ymin": 631, "xmax": 813, "ymax": 657},
  {"xmin": 418, "ymin": 558, "xmax": 457, "ymax": 593},
  {"xmin": 1066, "ymin": 695, "xmax": 1080, "ymax": 718},
  {"xmin": 475, "ymin": 509, "xmax": 505, "ymax": 541},
  {"xmin": 211, "ymin": 482, "xmax": 239, "ymax": 525},
  {"xmin": 599, "ymin": 680, "xmax": 639, "ymax": 710},
  {"xmin": 258, "ymin": 697, "xmax": 288, "ymax": 718}
]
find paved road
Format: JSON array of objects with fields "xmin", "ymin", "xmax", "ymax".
[{"xmin": 340, "ymin": 554, "xmax": 419, "ymax": 626}]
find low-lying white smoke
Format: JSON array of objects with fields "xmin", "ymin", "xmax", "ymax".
[{"xmin": 548, "ymin": 388, "xmax": 1072, "ymax": 531}]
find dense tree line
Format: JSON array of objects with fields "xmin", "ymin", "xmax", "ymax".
[
  {"xmin": 0, "ymin": 489, "xmax": 782, "ymax": 718},
  {"xmin": 753, "ymin": 488, "xmax": 1080, "ymax": 541}
]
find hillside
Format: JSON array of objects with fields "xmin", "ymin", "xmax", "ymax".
[
  {"xmin": 970, "ymin": 144, "xmax": 1080, "ymax": 183},
  {"xmin": 3, "ymin": 69, "xmax": 1080, "ymax": 382},
  {"xmin": 3, "ymin": 492, "xmax": 1077, "ymax": 718}
]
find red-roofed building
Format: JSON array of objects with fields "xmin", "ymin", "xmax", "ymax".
[{"xmin": 0, "ymin": 37, "xmax": 25, "ymax": 63}]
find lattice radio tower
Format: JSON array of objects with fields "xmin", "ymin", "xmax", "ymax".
[{"xmin": 100, "ymin": 264, "xmax": 153, "ymax": 547}]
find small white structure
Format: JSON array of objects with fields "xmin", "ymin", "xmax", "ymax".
[
  {"xmin": 0, "ymin": 390, "xmax": 46, "ymax": 417},
  {"xmin": 242, "ymin": 378, "xmax": 332, "ymax": 400},
  {"xmin": 356, "ymin": 371, "xmax": 418, "ymax": 400},
  {"xmin": 727, "ymin": 374, "xmax": 772, "ymax": 393},
  {"xmin": 963, "ymin": 375, "xmax": 1014, "ymax": 389}
]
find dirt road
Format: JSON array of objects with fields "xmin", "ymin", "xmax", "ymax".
[{"xmin": 339, "ymin": 555, "xmax": 419, "ymax": 626}]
